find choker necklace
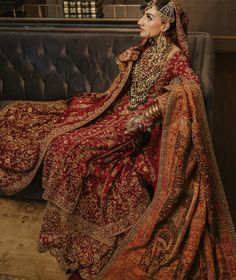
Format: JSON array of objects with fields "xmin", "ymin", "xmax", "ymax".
[{"xmin": 128, "ymin": 35, "xmax": 172, "ymax": 111}]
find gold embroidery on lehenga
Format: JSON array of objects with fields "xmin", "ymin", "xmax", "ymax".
[
  {"xmin": 49, "ymin": 203, "xmax": 115, "ymax": 246},
  {"xmin": 0, "ymin": 63, "xmax": 133, "ymax": 194}
]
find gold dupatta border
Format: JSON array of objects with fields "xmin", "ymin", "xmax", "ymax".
[{"xmin": 1, "ymin": 62, "xmax": 133, "ymax": 195}]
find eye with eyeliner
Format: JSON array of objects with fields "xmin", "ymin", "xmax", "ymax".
[{"xmin": 146, "ymin": 12, "xmax": 153, "ymax": 20}]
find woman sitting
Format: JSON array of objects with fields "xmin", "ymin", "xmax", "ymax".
[{"xmin": 0, "ymin": 0, "xmax": 235, "ymax": 279}]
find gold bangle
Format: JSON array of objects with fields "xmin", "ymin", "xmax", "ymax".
[
  {"xmin": 149, "ymin": 106, "xmax": 155, "ymax": 117},
  {"xmin": 144, "ymin": 103, "xmax": 161, "ymax": 120},
  {"xmin": 153, "ymin": 103, "xmax": 161, "ymax": 118},
  {"xmin": 150, "ymin": 105, "xmax": 157, "ymax": 117},
  {"xmin": 144, "ymin": 107, "xmax": 153, "ymax": 119}
]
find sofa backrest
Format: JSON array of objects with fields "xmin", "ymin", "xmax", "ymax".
[{"xmin": 0, "ymin": 31, "xmax": 137, "ymax": 100}]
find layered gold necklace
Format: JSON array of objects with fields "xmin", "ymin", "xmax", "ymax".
[{"xmin": 128, "ymin": 36, "xmax": 172, "ymax": 111}]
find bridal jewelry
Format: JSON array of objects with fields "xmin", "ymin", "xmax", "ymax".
[
  {"xmin": 128, "ymin": 33, "xmax": 172, "ymax": 111},
  {"xmin": 158, "ymin": 0, "xmax": 175, "ymax": 23},
  {"xmin": 144, "ymin": 103, "xmax": 161, "ymax": 120},
  {"xmin": 145, "ymin": 0, "xmax": 175, "ymax": 24}
]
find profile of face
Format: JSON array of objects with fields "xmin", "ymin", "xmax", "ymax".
[{"xmin": 138, "ymin": 5, "xmax": 170, "ymax": 40}]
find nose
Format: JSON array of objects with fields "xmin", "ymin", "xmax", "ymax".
[{"xmin": 138, "ymin": 15, "xmax": 144, "ymax": 27}]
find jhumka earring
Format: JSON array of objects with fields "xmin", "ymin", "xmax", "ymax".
[{"xmin": 156, "ymin": 32, "xmax": 168, "ymax": 51}]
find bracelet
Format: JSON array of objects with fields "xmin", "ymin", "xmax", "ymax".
[
  {"xmin": 144, "ymin": 103, "xmax": 161, "ymax": 121},
  {"xmin": 153, "ymin": 103, "xmax": 161, "ymax": 118}
]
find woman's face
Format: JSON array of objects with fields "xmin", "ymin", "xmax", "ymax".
[{"xmin": 138, "ymin": 5, "xmax": 169, "ymax": 40}]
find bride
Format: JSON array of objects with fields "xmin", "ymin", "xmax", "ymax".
[{"xmin": 0, "ymin": 0, "xmax": 235, "ymax": 279}]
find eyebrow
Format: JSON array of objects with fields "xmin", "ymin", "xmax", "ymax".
[{"xmin": 145, "ymin": 12, "xmax": 155, "ymax": 18}]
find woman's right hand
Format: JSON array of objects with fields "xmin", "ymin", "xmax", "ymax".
[
  {"xmin": 116, "ymin": 47, "xmax": 141, "ymax": 73},
  {"xmin": 115, "ymin": 38, "xmax": 148, "ymax": 72},
  {"xmin": 117, "ymin": 46, "xmax": 140, "ymax": 64},
  {"xmin": 125, "ymin": 115, "xmax": 146, "ymax": 136}
]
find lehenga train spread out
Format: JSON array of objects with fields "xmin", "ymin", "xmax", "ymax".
[{"xmin": 0, "ymin": 43, "xmax": 235, "ymax": 279}]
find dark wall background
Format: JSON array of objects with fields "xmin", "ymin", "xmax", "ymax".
[{"xmin": 214, "ymin": 53, "xmax": 236, "ymax": 225}]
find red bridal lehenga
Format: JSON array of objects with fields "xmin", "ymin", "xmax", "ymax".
[{"xmin": 0, "ymin": 42, "xmax": 235, "ymax": 279}]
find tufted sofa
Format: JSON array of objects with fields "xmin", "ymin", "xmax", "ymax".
[{"xmin": 0, "ymin": 29, "xmax": 214, "ymax": 200}]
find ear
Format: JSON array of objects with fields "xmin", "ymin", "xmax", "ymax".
[{"xmin": 161, "ymin": 21, "xmax": 170, "ymax": 32}]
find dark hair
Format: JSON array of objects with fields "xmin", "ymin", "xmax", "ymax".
[{"xmin": 141, "ymin": 0, "xmax": 177, "ymax": 43}]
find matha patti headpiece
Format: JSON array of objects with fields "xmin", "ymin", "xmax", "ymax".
[
  {"xmin": 159, "ymin": 0, "xmax": 175, "ymax": 23},
  {"xmin": 145, "ymin": 0, "xmax": 175, "ymax": 23}
]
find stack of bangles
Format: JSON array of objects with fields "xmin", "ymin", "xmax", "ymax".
[{"xmin": 141, "ymin": 103, "xmax": 162, "ymax": 127}]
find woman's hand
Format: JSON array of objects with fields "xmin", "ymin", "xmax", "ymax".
[
  {"xmin": 125, "ymin": 113, "xmax": 154, "ymax": 136},
  {"xmin": 125, "ymin": 103, "xmax": 162, "ymax": 136},
  {"xmin": 117, "ymin": 46, "xmax": 140, "ymax": 63},
  {"xmin": 125, "ymin": 115, "xmax": 154, "ymax": 151},
  {"xmin": 125, "ymin": 116, "xmax": 145, "ymax": 136},
  {"xmin": 116, "ymin": 47, "xmax": 141, "ymax": 73}
]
